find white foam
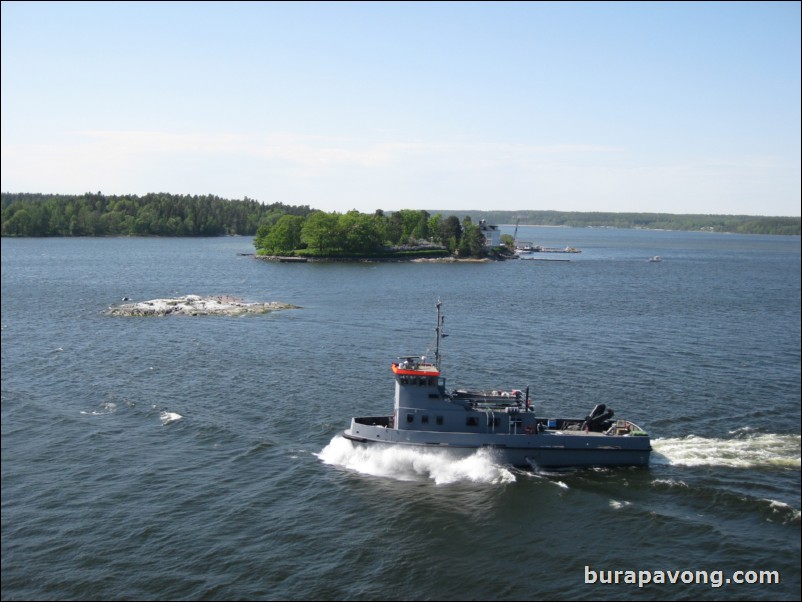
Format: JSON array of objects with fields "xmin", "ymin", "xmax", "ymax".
[
  {"xmin": 652, "ymin": 478, "xmax": 690, "ymax": 489},
  {"xmin": 160, "ymin": 411, "xmax": 183, "ymax": 425},
  {"xmin": 651, "ymin": 434, "xmax": 801, "ymax": 468},
  {"xmin": 80, "ymin": 402, "xmax": 117, "ymax": 416},
  {"xmin": 524, "ymin": 470, "xmax": 571, "ymax": 488},
  {"xmin": 767, "ymin": 499, "xmax": 801, "ymax": 523},
  {"xmin": 317, "ymin": 436, "xmax": 516, "ymax": 485}
]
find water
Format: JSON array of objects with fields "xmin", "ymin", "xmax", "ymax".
[{"xmin": 2, "ymin": 228, "xmax": 800, "ymax": 601}]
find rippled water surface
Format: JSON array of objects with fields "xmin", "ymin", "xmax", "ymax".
[{"xmin": 2, "ymin": 228, "xmax": 800, "ymax": 600}]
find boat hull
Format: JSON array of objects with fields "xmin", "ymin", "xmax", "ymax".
[{"xmin": 343, "ymin": 422, "xmax": 651, "ymax": 469}]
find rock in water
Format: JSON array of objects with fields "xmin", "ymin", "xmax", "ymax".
[{"xmin": 106, "ymin": 295, "xmax": 299, "ymax": 317}]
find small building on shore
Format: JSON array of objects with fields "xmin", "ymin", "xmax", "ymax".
[{"xmin": 479, "ymin": 220, "xmax": 501, "ymax": 247}]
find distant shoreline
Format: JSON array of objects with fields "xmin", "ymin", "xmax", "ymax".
[{"xmin": 2, "ymin": 193, "xmax": 800, "ymax": 238}]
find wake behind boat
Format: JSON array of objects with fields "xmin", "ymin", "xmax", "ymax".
[{"xmin": 343, "ymin": 302, "xmax": 651, "ymax": 469}]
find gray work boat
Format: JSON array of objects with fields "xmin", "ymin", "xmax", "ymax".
[{"xmin": 343, "ymin": 302, "xmax": 651, "ymax": 469}]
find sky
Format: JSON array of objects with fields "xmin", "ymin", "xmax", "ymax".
[{"xmin": 1, "ymin": 1, "xmax": 800, "ymax": 217}]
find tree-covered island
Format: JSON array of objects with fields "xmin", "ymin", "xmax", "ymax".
[{"xmin": 253, "ymin": 209, "xmax": 504, "ymax": 259}]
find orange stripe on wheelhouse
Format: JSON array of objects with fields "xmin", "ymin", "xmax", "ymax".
[{"xmin": 391, "ymin": 363, "xmax": 440, "ymax": 377}]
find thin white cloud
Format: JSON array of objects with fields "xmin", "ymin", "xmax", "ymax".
[
  {"xmin": 64, "ymin": 130, "xmax": 623, "ymax": 167},
  {"xmin": 1, "ymin": 130, "xmax": 798, "ymax": 216},
  {"xmin": 1, "ymin": 129, "xmax": 624, "ymax": 193}
]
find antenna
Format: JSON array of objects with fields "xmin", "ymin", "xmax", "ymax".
[{"xmin": 434, "ymin": 300, "xmax": 444, "ymax": 370}]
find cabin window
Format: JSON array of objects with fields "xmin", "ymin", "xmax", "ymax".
[
  {"xmin": 436, "ymin": 416, "xmax": 444, "ymax": 425},
  {"xmin": 421, "ymin": 415, "xmax": 429, "ymax": 424},
  {"xmin": 466, "ymin": 417, "xmax": 479, "ymax": 427},
  {"xmin": 406, "ymin": 414, "xmax": 414, "ymax": 424}
]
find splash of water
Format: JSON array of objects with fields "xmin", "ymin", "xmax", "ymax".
[
  {"xmin": 80, "ymin": 402, "xmax": 117, "ymax": 416},
  {"xmin": 160, "ymin": 411, "xmax": 183, "ymax": 425},
  {"xmin": 317, "ymin": 436, "xmax": 516, "ymax": 485},
  {"xmin": 651, "ymin": 433, "xmax": 800, "ymax": 468}
]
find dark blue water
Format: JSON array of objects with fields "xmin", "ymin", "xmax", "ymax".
[{"xmin": 2, "ymin": 228, "xmax": 800, "ymax": 601}]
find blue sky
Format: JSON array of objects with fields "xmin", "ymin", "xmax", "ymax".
[{"xmin": 2, "ymin": 1, "xmax": 799, "ymax": 216}]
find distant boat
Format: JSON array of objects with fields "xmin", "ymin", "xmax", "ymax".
[
  {"xmin": 515, "ymin": 243, "xmax": 580, "ymax": 255},
  {"xmin": 648, "ymin": 256, "xmax": 662, "ymax": 262},
  {"xmin": 514, "ymin": 242, "xmax": 539, "ymax": 254}
]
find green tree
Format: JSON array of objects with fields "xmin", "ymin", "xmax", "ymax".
[
  {"xmin": 427, "ymin": 214, "xmax": 442, "ymax": 243},
  {"xmin": 259, "ymin": 214, "xmax": 305, "ymax": 254},
  {"xmin": 338, "ymin": 211, "xmax": 383, "ymax": 253},
  {"xmin": 458, "ymin": 216, "xmax": 485, "ymax": 258},
  {"xmin": 395, "ymin": 209, "xmax": 430, "ymax": 242},
  {"xmin": 439, "ymin": 215, "xmax": 462, "ymax": 252},
  {"xmin": 301, "ymin": 211, "xmax": 340, "ymax": 254},
  {"xmin": 384, "ymin": 212, "xmax": 404, "ymax": 244},
  {"xmin": 254, "ymin": 224, "xmax": 271, "ymax": 251},
  {"xmin": 3, "ymin": 208, "xmax": 32, "ymax": 235}
]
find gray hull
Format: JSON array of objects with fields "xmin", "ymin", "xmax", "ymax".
[{"xmin": 343, "ymin": 422, "xmax": 651, "ymax": 469}]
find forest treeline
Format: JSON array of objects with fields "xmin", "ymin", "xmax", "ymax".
[
  {"xmin": 434, "ymin": 210, "xmax": 801, "ymax": 236},
  {"xmin": 0, "ymin": 192, "xmax": 492, "ymax": 258},
  {"xmin": 2, "ymin": 192, "xmax": 799, "ymax": 238},
  {"xmin": 0, "ymin": 192, "xmax": 311, "ymax": 237}
]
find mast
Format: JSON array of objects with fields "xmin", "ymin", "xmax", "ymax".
[{"xmin": 434, "ymin": 300, "xmax": 443, "ymax": 370}]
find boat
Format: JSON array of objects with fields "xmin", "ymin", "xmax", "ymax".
[
  {"xmin": 515, "ymin": 244, "xmax": 581, "ymax": 255},
  {"xmin": 515, "ymin": 242, "xmax": 539, "ymax": 254},
  {"xmin": 648, "ymin": 256, "xmax": 662, "ymax": 262},
  {"xmin": 343, "ymin": 302, "xmax": 651, "ymax": 469}
]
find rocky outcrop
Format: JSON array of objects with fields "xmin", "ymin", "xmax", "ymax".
[{"xmin": 106, "ymin": 295, "xmax": 299, "ymax": 317}]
